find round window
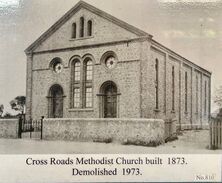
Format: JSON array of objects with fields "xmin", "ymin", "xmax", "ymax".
[
  {"xmin": 50, "ymin": 58, "xmax": 63, "ymax": 74},
  {"xmin": 101, "ymin": 51, "xmax": 118, "ymax": 70},
  {"xmin": 105, "ymin": 56, "xmax": 116, "ymax": 69},
  {"xmin": 53, "ymin": 62, "xmax": 63, "ymax": 73}
]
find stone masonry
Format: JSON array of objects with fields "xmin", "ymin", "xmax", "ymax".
[{"xmin": 25, "ymin": 1, "xmax": 211, "ymax": 129}]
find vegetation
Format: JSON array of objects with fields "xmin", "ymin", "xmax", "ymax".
[
  {"xmin": 2, "ymin": 112, "xmax": 18, "ymax": 119},
  {"xmin": 214, "ymin": 86, "xmax": 222, "ymax": 107},
  {"xmin": 10, "ymin": 96, "xmax": 26, "ymax": 114},
  {"xmin": 0, "ymin": 104, "xmax": 3, "ymax": 117}
]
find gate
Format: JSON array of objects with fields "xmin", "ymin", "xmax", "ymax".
[
  {"xmin": 18, "ymin": 114, "xmax": 44, "ymax": 139},
  {"xmin": 210, "ymin": 118, "xmax": 222, "ymax": 149}
]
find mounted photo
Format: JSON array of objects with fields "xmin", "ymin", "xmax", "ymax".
[{"xmin": 0, "ymin": 0, "xmax": 221, "ymax": 160}]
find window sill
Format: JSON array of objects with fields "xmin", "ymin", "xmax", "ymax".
[
  {"xmin": 68, "ymin": 108, "xmax": 94, "ymax": 112},
  {"xmin": 154, "ymin": 109, "xmax": 160, "ymax": 112},
  {"xmin": 171, "ymin": 110, "xmax": 176, "ymax": 114},
  {"xmin": 184, "ymin": 112, "xmax": 188, "ymax": 115},
  {"xmin": 69, "ymin": 36, "xmax": 94, "ymax": 41}
]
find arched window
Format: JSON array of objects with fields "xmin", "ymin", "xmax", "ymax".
[
  {"xmin": 71, "ymin": 60, "xmax": 81, "ymax": 108},
  {"xmin": 74, "ymin": 61, "xmax": 80, "ymax": 81},
  {"xmin": 155, "ymin": 59, "xmax": 159, "ymax": 110},
  {"xmin": 185, "ymin": 71, "xmax": 188, "ymax": 113},
  {"xmin": 172, "ymin": 66, "xmax": 175, "ymax": 111},
  {"xmin": 80, "ymin": 17, "xmax": 84, "ymax": 37},
  {"xmin": 204, "ymin": 80, "xmax": 207, "ymax": 115},
  {"xmin": 196, "ymin": 74, "xmax": 199, "ymax": 114},
  {"xmin": 85, "ymin": 60, "xmax": 93, "ymax": 81},
  {"xmin": 72, "ymin": 23, "xmax": 76, "ymax": 39},
  {"xmin": 83, "ymin": 59, "xmax": 93, "ymax": 108},
  {"xmin": 87, "ymin": 20, "xmax": 92, "ymax": 36}
]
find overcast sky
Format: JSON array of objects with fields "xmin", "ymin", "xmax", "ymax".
[{"xmin": 0, "ymin": 0, "xmax": 222, "ymax": 114}]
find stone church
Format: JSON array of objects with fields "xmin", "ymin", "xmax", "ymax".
[{"xmin": 25, "ymin": 1, "xmax": 211, "ymax": 129}]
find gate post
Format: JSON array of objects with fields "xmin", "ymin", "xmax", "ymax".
[
  {"xmin": 18, "ymin": 115, "xmax": 22, "ymax": 138},
  {"xmin": 40, "ymin": 116, "xmax": 44, "ymax": 140}
]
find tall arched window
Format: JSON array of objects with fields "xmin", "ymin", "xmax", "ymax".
[
  {"xmin": 80, "ymin": 17, "xmax": 84, "ymax": 37},
  {"xmin": 74, "ymin": 61, "xmax": 80, "ymax": 81},
  {"xmin": 196, "ymin": 74, "xmax": 199, "ymax": 114},
  {"xmin": 72, "ymin": 60, "xmax": 81, "ymax": 108},
  {"xmin": 172, "ymin": 66, "xmax": 175, "ymax": 111},
  {"xmin": 155, "ymin": 59, "xmax": 159, "ymax": 110},
  {"xmin": 185, "ymin": 71, "xmax": 188, "ymax": 113},
  {"xmin": 85, "ymin": 60, "xmax": 93, "ymax": 81},
  {"xmin": 204, "ymin": 80, "xmax": 207, "ymax": 115},
  {"xmin": 72, "ymin": 23, "xmax": 76, "ymax": 39},
  {"xmin": 84, "ymin": 59, "xmax": 93, "ymax": 108},
  {"xmin": 87, "ymin": 20, "xmax": 92, "ymax": 36}
]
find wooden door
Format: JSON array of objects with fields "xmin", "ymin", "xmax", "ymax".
[
  {"xmin": 50, "ymin": 85, "xmax": 63, "ymax": 118},
  {"xmin": 104, "ymin": 84, "xmax": 117, "ymax": 118}
]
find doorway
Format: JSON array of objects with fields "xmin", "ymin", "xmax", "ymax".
[
  {"xmin": 100, "ymin": 81, "xmax": 117, "ymax": 118},
  {"xmin": 49, "ymin": 84, "xmax": 64, "ymax": 118}
]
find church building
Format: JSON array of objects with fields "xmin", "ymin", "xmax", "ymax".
[{"xmin": 25, "ymin": 1, "xmax": 211, "ymax": 129}]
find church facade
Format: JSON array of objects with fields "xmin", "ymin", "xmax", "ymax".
[{"xmin": 25, "ymin": 1, "xmax": 211, "ymax": 129}]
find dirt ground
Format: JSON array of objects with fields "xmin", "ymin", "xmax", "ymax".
[{"xmin": 0, "ymin": 130, "xmax": 221, "ymax": 154}]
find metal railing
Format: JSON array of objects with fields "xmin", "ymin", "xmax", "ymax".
[{"xmin": 18, "ymin": 114, "xmax": 44, "ymax": 139}]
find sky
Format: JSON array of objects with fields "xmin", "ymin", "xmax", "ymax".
[{"xmin": 0, "ymin": 0, "xmax": 222, "ymax": 114}]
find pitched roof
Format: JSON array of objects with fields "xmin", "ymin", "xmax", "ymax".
[{"xmin": 25, "ymin": 0, "xmax": 152, "ymax": 54}]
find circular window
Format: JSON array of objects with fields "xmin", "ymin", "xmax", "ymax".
[
  {"xmin": 53, "ymin": 62, "xmax": 63, "ymax": 73},
  {"xmin": 50, "ymin": 58, "xmax": 63, "ymax": 74},
  {"xmin": 105, "ymin": 56, "xmax": 116, "ymax": 69},
  {"xmin": 101, "ymin": 51, "xmax": 118, "ymax": 70}
]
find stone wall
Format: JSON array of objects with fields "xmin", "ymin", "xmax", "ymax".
[
  {"xmin": 34, "ymin": 8, "xmax": 139, "ymax": 52},
  {"xmin": 0, "ymin": 119, "xmax": 18, "ymax": 139},
  {"xmin": 150, "ymin": 43, "xmax": 211, "ymax": 128},
  {"xmin": 31, "ymin": 41, "xmax": 141, "ymax": 119},
  {"xmin": 43, "ymin": 118, "xmax": 165, "ymax": 145}
]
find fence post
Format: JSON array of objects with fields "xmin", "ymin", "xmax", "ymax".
[
  {"xmin": 30, "ymin": 118, "xmax": 32, "ymax": 139},
  {"xmin": 18, "ymin": 115, "xmax": 22, "ymax": 139},
  {"xmin": 209, "ymin": 120, "xmax": 212, "ymax": 149},
  {"xmin": 40, "ymin": 116, "xmax": 44, "ymax": 140}
]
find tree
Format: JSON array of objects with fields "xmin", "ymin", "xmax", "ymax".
[
  {"xmin": 10, "ymin": 96, "xmax": 26, "ymax": 114},
  {"xmin": 0, "ymin": 104, "xmax": 4, "ymax": 117},
  {"xmin": 214, "ymin": 86, "xmax": 222, "ymax": 107}
]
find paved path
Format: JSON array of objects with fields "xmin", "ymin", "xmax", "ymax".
[{"xmin": 0, "ymin": 130, "xmax": 221, "ymax": 154}]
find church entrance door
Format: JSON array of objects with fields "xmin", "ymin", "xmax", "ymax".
[
  {"xmin": 49, "ymin": 85, "xmax": 63, "ymax": 118},
  {"xmin": 102, "ymin": 82, "xmax": 117, "ymax": 118}
]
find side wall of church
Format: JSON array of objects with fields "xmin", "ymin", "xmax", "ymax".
[
  {"xmin": 149, "ymin": 43, "xmax": 211, "ymax": 128},
  {"xmin": 31, "ymin": 41, "xmax": 142, "ymax": 119}
]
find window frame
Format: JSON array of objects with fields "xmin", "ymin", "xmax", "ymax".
[
  {"xmin": 71, "ymin": 59, "xmax": 81, "ymax": 108},
  {"xmin": 83, "ymin": 58, "xmax": 93, "ymax": 108},
  {"xmin": 70, "ymin": 56, "xmax": 94, "ymax": 109}
]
